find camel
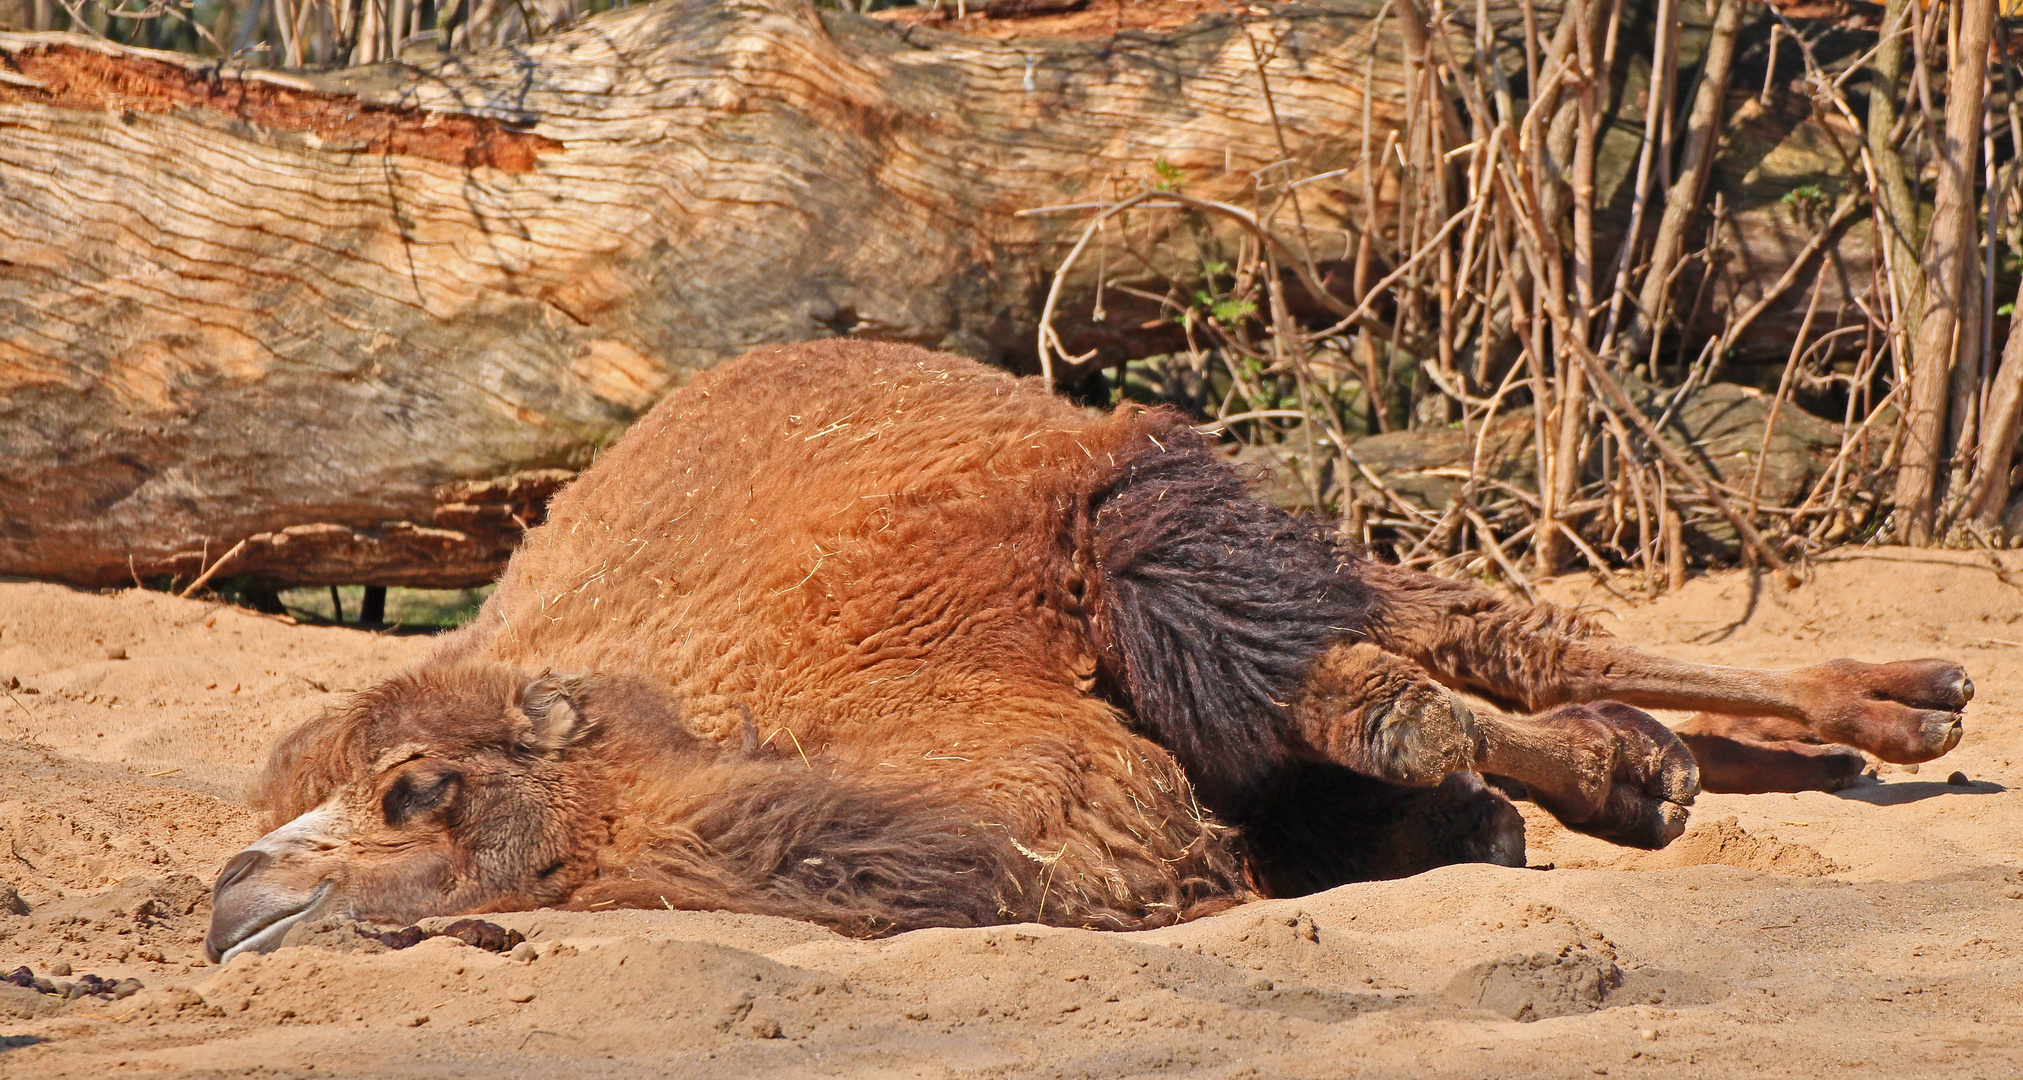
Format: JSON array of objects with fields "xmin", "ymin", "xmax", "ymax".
[{"xmin": 204, "ymin": 341, "xmax": 1972, "ymax": 962}]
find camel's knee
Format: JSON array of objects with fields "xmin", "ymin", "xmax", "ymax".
[{"xmin": 1290, "ymin": 642, "xmax": 1480, "ymax": 785}]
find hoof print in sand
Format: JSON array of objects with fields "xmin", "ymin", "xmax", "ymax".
[
  {"xmin": 1443, "ymin": 948, "xmax": 1624, "ymax": 1021},
  {"xmin": 1444, "ymin": 948, "xmax": 1719, "ymax": 1021},
  {"xmin": 367, "ymin": 918, "xmax": 526, "ymax": 953}
]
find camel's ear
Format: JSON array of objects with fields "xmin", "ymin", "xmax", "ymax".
[{"xmin": 514, "ymin": 672, "xmax": 592, "ymax": 755}]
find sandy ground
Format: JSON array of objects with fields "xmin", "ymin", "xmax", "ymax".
[{"xmin": 1, "ymin": 547, "xmax": 2020, "ymax": 1079}]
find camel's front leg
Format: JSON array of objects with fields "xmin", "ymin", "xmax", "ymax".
[
  {"xmin": 1292, "ymin": 643, "xmax": 1699, "ymax": 849},
  {"xmin": 1357, "ymin": 561, "xmax": 1973, "ymax": 765},
  {"xmin": 1471, "ymin": 702, "xmax": 1699, "ymax": 847}
]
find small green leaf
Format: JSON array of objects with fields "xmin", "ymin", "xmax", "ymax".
[
  {"xmin": 2002, "ymin": 303, "xmax": 2016, "ymax": 317},
  {"xmin": 1780, "ymin": 183, "xmax": 1826, "ymax": 208},
  {"xmin": 1153, "ymin": 156, "xmax": 1185, "ymax": 191},
  {"xmin": 1211, "ymin": 298, "xmax": 1257, "ymax": 323}
]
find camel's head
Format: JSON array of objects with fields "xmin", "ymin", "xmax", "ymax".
[{"xmin": 203, "ymin": 664, "xmax": 661, "ymax": 964}]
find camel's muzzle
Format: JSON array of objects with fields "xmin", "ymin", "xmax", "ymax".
[{"xmin": 205, "ymin": 805, "xmax": 347, "ymax": 964}]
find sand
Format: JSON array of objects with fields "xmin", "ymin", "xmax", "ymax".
[{"xmin": 1, "ymin": 546, "xmax": 2019, "ymax": 1078}]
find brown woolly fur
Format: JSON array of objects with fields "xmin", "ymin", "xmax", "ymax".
[
  {"xmin": 209, "ymin": 340, "xmax": 1972, "ymax": 959},
  {"xmin": 464, "ymin": 340, "xmax": 1256, "ymax": 929},
  {"xmin": 1088, "ymin": 425, "xmax": 1372, "ymax": 807},
  {"xmin": 1351, "ymin": 562, "xmax": 1614, "ymax": 714}
]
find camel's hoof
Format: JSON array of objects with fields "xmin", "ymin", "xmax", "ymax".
[
  {"xmin": 1586, "ymin": 787, "xmax": 1692, "ymax": 850},
  {"xmin": 1528, "ymin": 702, "xmax": 1699, "ymax": 850},
  {"xmin": 1801, "ymin": 659, "xmax": 1971, "ymax": 764},
  {"xmin": 1853, "ymin": 657, "xmax": 1975, "ymax": 710}
]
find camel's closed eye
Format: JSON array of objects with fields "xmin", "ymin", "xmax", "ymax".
[{"xmin": 382, "ymin": 769, "xmax": 462, "ymax": 827}]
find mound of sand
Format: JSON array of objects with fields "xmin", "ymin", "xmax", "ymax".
[{"xmin": 2, "ymin": 548, "xmax": 2020, "ymax": 1077}]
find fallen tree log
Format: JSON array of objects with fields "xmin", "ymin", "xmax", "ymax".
[
  {"xmin": 1, "ymin": 0, "xmax": 1465, "ymax": 588},
  {"xmin": 0, "ymin": 0, "xmax": 1869, "ymax": 588}
]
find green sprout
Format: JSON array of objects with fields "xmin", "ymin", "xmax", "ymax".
[
  {"xmin": 1195, "ymin": 289, "xmax": 1256, "ymax": 324},
  {"xmin": 1780, "ymin": 183, "xmax": 1828, "ymax": 214},
  {"xmin": 1213, "ymin": 298, "xmax": 1257, "ymax": 323}
]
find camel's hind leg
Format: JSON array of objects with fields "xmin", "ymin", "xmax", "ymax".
[
  {"xmin": 1290, "ymin": 642, "xmax": 1698, "ymax": 849},
  {"xmin": 1673, "ymin": 714, "xmax": 1869, "ymax": 794},
  {"xmin": 1355, "ymin": 561, "xmax": 1972, "ymax": 766}
]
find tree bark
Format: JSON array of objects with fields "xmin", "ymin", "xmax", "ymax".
[
  {"xmin": 1537, "ymin": 0, "xmax": 1607, "ymax": 577},
  {"xmin": 1965, "ymin": 277, "xmax": 2023, "ymax": 531},
  {"xmin": 1866, "ymin": 0, "xmax": 1924, "ymax": 343},
  {"xmin": 0, "ymin": 0, "xmax": 1496, "ymax": 588},
  {"xmin": 1891, "ymin": 0, "xmax": 1994, "ymax": 544},
  {"xmin": 1620, "ymin": 0, "xmax": 1741, "ymax": 364}
]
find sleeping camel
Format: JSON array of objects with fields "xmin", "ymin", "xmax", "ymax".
[{"xmin": 204, "ymin": 341, "xmax": 1972, "ymax": 962}]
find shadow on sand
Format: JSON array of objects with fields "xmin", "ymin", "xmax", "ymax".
[{"xmin": 1834, "ymin": 778, "xmax": 2008, "ymax": 806}]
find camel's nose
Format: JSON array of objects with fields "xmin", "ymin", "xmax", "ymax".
[
  {"xmin": 214, "ymin": 848, "xmax": 271, "ymax": 898},
  {"xmin": 204, "ymin": 805, "xmax": 348, "ymax": 964}
]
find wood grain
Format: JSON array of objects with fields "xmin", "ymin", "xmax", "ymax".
[{"xmin": 0, "ymin": 0, "xmax": 1502, "ymax": 587}]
